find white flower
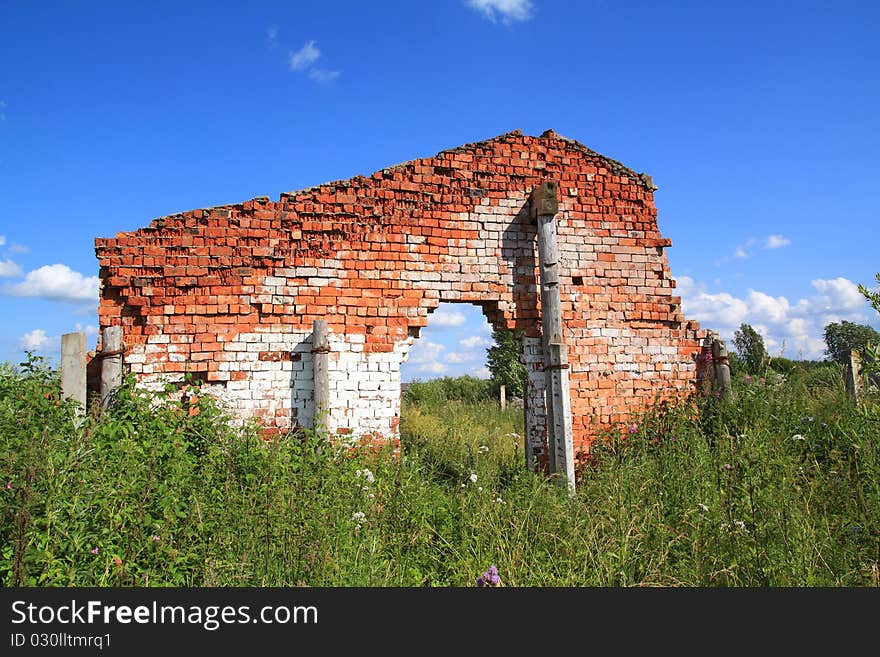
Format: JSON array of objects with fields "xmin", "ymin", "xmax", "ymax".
[
  {"xmin": 478, "ymin": 486, "xmax": 483, "ymax": 492},
  {"xmin": 791, "ymin": 434, "xmax": 805, "ymax": 441},
  {"xmin": 351, "ymin": 511, "xmax": 366, "ymax": 523},
  {"xmin": 698, "ymin": 503, "xmax": 709, "ymax": 513},
  {"xmin": 469, "ymin": 473, "xmax": 478, "ymax": 484},
  {"xmin": 355, "ymin": 469, "xmax": 362, "ymax": 478},
  {"xmin": 495, "ymin": 497, "xmax": 504, "ymax": 504},
  {"xmin": 363, "ymin": 468, "xmax": 375, "ymax": 483},
  {"xmin": 478, "ymin": 445, "xmax": 489, "ymax": 454}
]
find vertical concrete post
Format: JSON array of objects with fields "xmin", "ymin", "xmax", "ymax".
[
  {"xmin": 844, "ymin": 349, "xmax": 861, "ymax": 402},
  {"xmin": 100, "ymin": 326, "xmax": 123, "ymax": 408},
  {"xmin": 61, "ymin": 332, "xmax": 87, "ymax": 415},
  {"xmin": 312, "ymin": 320, "xmax": 331, "ymax": 432},
  {"xmin": 711, "ymin": 338, "xmax": 732, "ymax": 399},
  {"xmin": 500, "ymin": 384, "xmax": 507, "ymax": 411},
  {"xmin": 531, "ymin": 180, "xmax": 575, "ymax": 494}
]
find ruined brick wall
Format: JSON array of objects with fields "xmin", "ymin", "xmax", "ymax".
[{"xmin": 94, "ymin": 129, "xmax": 705, "ymax": 464}]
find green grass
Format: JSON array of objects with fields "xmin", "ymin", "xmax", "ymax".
[{"xmin": 2, "ymin": 355, "xmax": 878, "ymax": 586}]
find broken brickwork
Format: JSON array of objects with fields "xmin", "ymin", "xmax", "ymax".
[{"xmin": 94, "ymin": 129, "xmax": 706, "ymax": 465}]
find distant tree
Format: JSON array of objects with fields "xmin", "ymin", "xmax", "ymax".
[
  {"xmin": 823, "ymin": 320, "xmax": 880, "ymax": 364},
  {"xmin": 732, "ymin": 323, "xmax": 767, "ymax": 374},
  {"xmin": 486, "ymin": 328, "xmax": 526, "ymax": 399}
]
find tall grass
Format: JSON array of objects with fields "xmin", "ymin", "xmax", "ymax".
[{"xmin": 1, "ymin": 356, "xmax": 877, "ymax": 586}]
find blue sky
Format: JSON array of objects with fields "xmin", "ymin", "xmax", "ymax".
[{"xmin": 1, "ymin": 0, "xmax": 878, "ymax": 381}]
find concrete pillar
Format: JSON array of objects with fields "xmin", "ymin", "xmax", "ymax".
[
  {"xmin": 100, "ymin": 326, "xmax": 123, "ymax": 408},
  {"xmin": 61, "ymin": 331, "xmax": 87, "ymax": 413},
  {"xmin": 531, "ymin": 180, "xmax": 575, "ymax": 494},
  {"xmin": 312, "ymin": 320, "xmax": 331, "ymax": 433}
]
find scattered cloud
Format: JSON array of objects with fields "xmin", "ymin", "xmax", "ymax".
[
  {"xmin": 678, "ymin": 275, "xmax": 873, "ymax": 359},
  {"xmin": 459, "ymin": 335, "xmax": 493, "ymax": 349},
  {"xmin": 266, "ymin": 25, "xmax": 279, "ymax": 49},
  {"xmin": 0, "ymin": 235, "xmax": 5, "ymax": 246},
  {"xmin": 716, "ymin": 234, "xmax": 792, "ymax": 265},
  {"xmin": 406, "ymin": 340, "xmax": 445, "ymax": 365},
  {"xmin": 471, "ymin": 366, "xmax": 492, "ymax": 379},
  {"xmin": 289, "ymin": 41, "xmax": 320, "ymax": 71},
  {"xmin": 0, "ymin": 259, "xmax": 22, "ymax": 278},
  {"xmin": 286, "ymin": 40, "xmax": 340, "ymax": 84},
  {"xmin": 429, "ymin": 308, "xmax": 466, "ymax": 328},
  {"xmin": 444, "ymin": 351, "xmax": 476, "ymax": 364},
  {"xmin": 19, "ymin": 329, "xmax": 54, "ymax": 352},
  {"xmin": 417, "ymin": 361, "xmax": 448, "ymax": 375},
  {"xmin": 764, "ymin": 234, "xmax": 791, "ymax": 249},
  {"xmin": 8, "ymin": 244, "xmax": 28, "ymax": 254},
  {"xmin": 3, "ymin": 264, "xmax": 100, "ymax": 304},
  {"xmin": 308, "ymin": 68, "xmax": 340, "ymax": 83},
  {"xmin": 466, "ymin": 0, "xmax": 534, "ymax": 23}
]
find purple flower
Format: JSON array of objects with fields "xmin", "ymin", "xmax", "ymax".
[
  {"xmin": 722, "ymin": 463, "xmax": 732, "ymax": 471},
  {"xmin": 743, "ymin": 374, "xmax": 752, "ymax": 383},
  {"xmin": 627, "ymin": 424, "xmax": 638, "ymax": 434},
  {"xmin": 4, "ymin": 482, "xmax": 12, "ymax": 490},
  {"xmin": 477, "ymin": 565, "xmax": 501, "ymax": 587},
  {"xmin": 151, "ymin": 534, "xmax": 160, "ymax": 542},
  {"xmin": 90, "ymin": 547, "xmax": 99, "ymax": 555}
]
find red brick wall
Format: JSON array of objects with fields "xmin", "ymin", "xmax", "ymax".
[{"xmin": 94, "ymin": 129, "xmax": 705, "ymax": 464}]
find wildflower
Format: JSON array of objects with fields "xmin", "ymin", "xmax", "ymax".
[
  {"xmin": 476, "ymin": 565, "xmax": 501, "ymax": 587},
  {"xmin": 90, "ymin": 547, "xmax": 99, "ymax": 555},
  {"xmin": 743, "ymin": 374, "xmax": 751, "ymax": 383},
  {"xmin": 800, "ymin": 416, "xmax": 814, "ymax": 423},
  {"xmin": 361, "ymin": 468, "xmax": 375, "ymax": 484},
  {"xmin": 697, "ymin": 503, "xmax": 709, "ymax": 513},
  {"xmin": 759, "ymin": 378, "xmax": 766, "ymax": 385},
  {"xmin": 722, "ymin": 463, "xmax": 732, "ymax": 471},
  {"xmin": 721, "ymin": 520, "xmax": 748, "ymax": 534},
  {"xmin": 627, "ymin": 424, "xmax": 638, "ymax": 434},
  {"xmin": 151, "ymin": 535, "xmax": 160, "ymax": 542},
  {"xmin": 478, "ymin": 445, "xmax": 489, "ymax": 454},
  {"xmin": 791, "ymin": 434, "xmax": 805, "ymax": 441},
  {"xmin": 5, "ymin": 482, "xmax": 12, "ymax": 490},
  {"xmin": 469, "ymin": 473, "xmax": 478, "ymax": 484},
  {"xmin": 478, "ymin": 486, "xmax": 483, "ymax": 492},
  {"xmin": 351, "ymin": 511, "xmax": 366, "ymax": 523},
  {"xmin": 494, "ymin": 497, "xmax": 504, "ymax": 504}
]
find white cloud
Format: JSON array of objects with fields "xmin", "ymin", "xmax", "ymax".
[
  {"xmin": 466, "ymin": 0, "xmax": 533, "ymax": 23},
  {"xmin": 406, "ymin": 340, "xmax": 445, "ymax": 365},
  {"xmin": 471, "ymin": 366, "xmax": 492, "ymax": 379},
  {"xmin": 289, "ymin": 41, "xmax": 320, "ymax": 71},
  {"xmin": 429, "ymin": 308, "xmax": 466, "ymax": 328},
  {"xmin": 677, "ymin": 276, "xmax": 749, "ymax": 331},
  {"xmin": 266, "ymin": 25, "xmax": 279, "ymax": 49},
  {"xmin": 4, "ymin": 264, "xmax": 99, "ymax": 304},
  {"xmin": 459, "ymin": 335, "xmax": 493, "ymax": 349},
  {"xmin": 445, "ymin": 351, "xmax": 476, "ymax": 364},
  {"xmin": 733, "ymin": 246, "xmax": 750, "ymax": 259},
  {"xmin": 678, "ymin": 275, "xmax": 874, "ymax": 359},
  {"xmin": 764, "ymin": 234, "xmax": 791, "ymax": 249},
  {"xmin": 418, "ymin": 361, "xmax": 448, "ymax": 375},
  {"xmin": 0, "ymin": 259, "xmax": 22, "ymax": 278},
  {"xmin": 308, "ymin": 68, "xmax": 339, "ymax": 83},
  {"xmin": 8, "ymin": 244, "xmax": 28, "ymax": 254},
  {"xmin": 0, "ymin": 235, "xmax": 6, "ymax": 246},
  {"xmin": 19, "ymin": 329, "xmax": 54, "ymax": 352}
]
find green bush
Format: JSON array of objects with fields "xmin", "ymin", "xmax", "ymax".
[{"xmin": 2, "ymin": 354, "xmax": 878, "ymax": 586}]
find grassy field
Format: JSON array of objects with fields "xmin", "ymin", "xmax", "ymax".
[{"xmin": 1, "ymin": 355, "xmax": 878, "ymax": 586}]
